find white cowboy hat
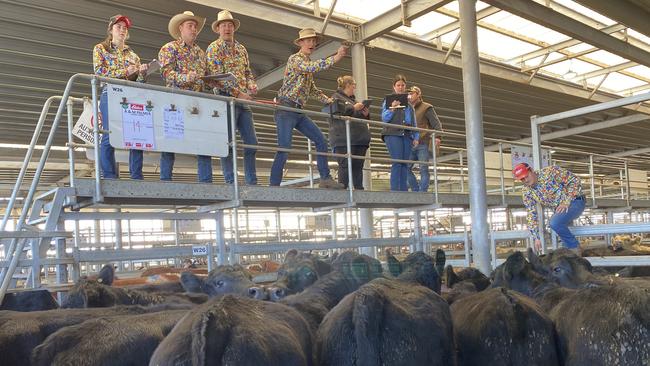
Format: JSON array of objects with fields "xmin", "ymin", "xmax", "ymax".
[
  {"xmin": 211, "ymin": 10, "xmax": 240, "ymax": 33},
  {"xmin": 294, "ymin": 28, "xmax": 323, "ymax": 46},
  {"xmin": 168, "ymin": 11, "xmax": 206, "ymax": 40}
]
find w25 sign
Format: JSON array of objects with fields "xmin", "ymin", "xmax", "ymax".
[{"xmin": 192, "ymin": 245, "xmax": 208, "ymax": 256}]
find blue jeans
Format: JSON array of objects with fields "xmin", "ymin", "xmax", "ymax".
[
  {"xmin": 270, "ymin": 110, "xmax": 332, "ymax": 186},
  {"xmin": 160, "ymin": 153, "xmax": 212, "ymax": 183},
  {"xmin": 549, "ymin": 197, "xmax": 586, "ymax": 249},
  {"xmin": 99, "ymin": 89, "xmax": 143, "ymax": 179},
  {"xmin": 407, "ymin": 144, "xmax": 430, "ymax": 192},
  {"xmin": 384, "ymin": 135, "xmax": 413, "ymax": 191},
  {"xmin": 221, "ymin": 104, "xmax": 258, "ymax": 185}
]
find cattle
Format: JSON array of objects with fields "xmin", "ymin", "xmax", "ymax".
[
  {"xmin": 268, "ymin": 250, "xmax": 332, "ymax": 301},
  {"xmin": 445, "ymin": 265, "xmax": 491, "ymax": 291},
  {"xmin": 316, "ymin": 252, "xmax": 455, "ymax": 366},
  {"xmin": 0, "ymin": 304, "xmax": 184, "ymax": 365},
  {"xmin": 279, "ymin": 252, "xmax": 383, "ymax": 332},
  {"xmin": 62, "ymin": 265, "xmax": 208, "ymax": 308},
  {"xmin": 0, "ymin": 289, "xmax": 58, "ymax": 312},
  {"xmin": 180, "ymin": 264, "xmax": 267, "ymax": 300},
  {"xmin": 149, "ymin": 295, "xmax": 314, "ymax": 366},
  {"xmin": 32, "ymin": 310, "xmax": 188, "ymax": 366},
  {"xmin": 494, "ymin": 249, "xmax": 650, "ymax": 366},
  {"xmin": 451, "ymin": 287, "xmax": 560, "ymax": 366}
]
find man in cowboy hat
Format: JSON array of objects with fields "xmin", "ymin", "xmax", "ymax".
[
  {"xmin": 270, "ymin": 28, "xmax": 347, "ymax": 189},
  {"xmin": 158, "ymin": 10, "xmax": 213, "ymax": 183},
  {"xmin": 206, "ymin": 10, "xmax": 259, "ymax": 186},
  {"xmin": 513, "ymin": 163, "xmax": 585, "ymax": 253},
  {"xmin": 406, "ymin": 85, "xmax": 442, "ymax": 192}
]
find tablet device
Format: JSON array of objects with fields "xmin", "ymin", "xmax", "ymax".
[
  {"xmin": 362, "ymin": 99, "xmax": 372, "ymax": 108},
  {"xmin": 384, "ymin": 93, "xmax": 408, "ymax": 107}
]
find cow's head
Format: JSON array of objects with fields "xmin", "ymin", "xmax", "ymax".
[{"xmin": 181, "ymin": 264, "xmax": 267, "ymax": 300}]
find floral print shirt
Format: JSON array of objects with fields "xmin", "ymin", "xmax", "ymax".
[
  {"xmin": 158, "ymin": 40, "xmax": 206, "ymax": 91},
  {"xmin": 277, "ymin": 52, "xmax": 334, "ymax": 106},
  {"xmin": 205, "ymin": 38, "xmax": 257, "ymax": 96},
  {"xmin": 93, "ymin": 43, "xmax": 143, "ymax": 82},
  {"xmin": 523, "ymin": 165, "xmax": 583, "ymax": 239}
]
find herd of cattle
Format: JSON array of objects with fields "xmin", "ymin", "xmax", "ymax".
[{"xmin": 0, "ymin": 247, "xmax": 648, "ymax": 365}]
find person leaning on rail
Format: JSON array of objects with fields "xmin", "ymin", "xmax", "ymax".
[
  {"xmin": 381, "ymin": 74, "xmax": 418, "ymax": 192},
  {"xmin": 206, "ymin": 10, "xmax": 259, "ymax": 186},
  {"xmin": 406, "ymin": 86, "xmax": 443, "ymax": 193},
  {"xmin": 269, "ymin": 28, "xmax": 348, "ymax": 189},
  {"xmin": 328, "ymin": 75, "xmax": 371, "ymax": 190},
  {"xmin": 513, "ymin": 163, "xmax": 586, "ymax": 254},
  {"xmin": 157, "ymin": 11, "xmax": 212, "ymax": 183},
  {"xmin": 92, "ymin": 14, "xmax": 148, "ymax": 180}
]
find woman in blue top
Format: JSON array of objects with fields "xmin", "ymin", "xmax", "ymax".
[{"xmin": 381, "ymin": 74, "xmax": 418, "ymax": 191}]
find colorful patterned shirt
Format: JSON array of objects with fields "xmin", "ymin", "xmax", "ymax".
[
  {"xmin": 523, "ymin": 165, "xmax": 583, "ymax": 239},
  {"xmin": 93, "ymin": 43, "xmax": 143, "ymax": 82},
  {"xmin": 205, "ymin": 38, "xmax": 257, "ymax": 97},
  {"xmin": 277, "ymin": 52, "xmax": 334, "ymax": 106},
  {"xmin": 158, "ymin": 40, "xmax": 207, "ymax": 91}
]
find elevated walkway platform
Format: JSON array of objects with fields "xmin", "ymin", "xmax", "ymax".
[{"xmin": 72, "ymin": 178, "xmax": 650, "ymax": 210}]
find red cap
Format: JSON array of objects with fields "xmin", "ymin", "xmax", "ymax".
[
  {"xmin": 109, "ymin": 14, "xmax": 132, "ymax": 29},
  {"xmin": 513, "ymin": 163, "xmax": 531, "ymax": 180}
]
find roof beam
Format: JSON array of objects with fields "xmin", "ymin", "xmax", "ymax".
[
  {"xmin": 607, "ymin": 146, "xmax": 650, "ymax": 158},
  {"xmin": 482, "ymin": 0, "xmax": 650, "ymax": 67},
  {"xmin": 576, "ymin": 61, "xmax": 637, "ymax": 81},
  {"xmin": 358, "ymin": 0, "xmax": 452, "ymax": 42},
  {"xmin": 573, "ymin": 0, "xmax": 650, "ymax": 39},
  {"xmin": 509, "ymin": 24, "xmax": 627, "ymax": 64},
  {"xmin": 620, "ymin": 83, "xmax": 650, "ymax": 97}
]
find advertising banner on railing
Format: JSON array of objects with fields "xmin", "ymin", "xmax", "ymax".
[
  {"xmin": 72, "ymin": 99, "xmax": 98, "ymax": 145},
  {"xmin": 510, "ymin": 145, "xmax": 551, "ymax": 169}
]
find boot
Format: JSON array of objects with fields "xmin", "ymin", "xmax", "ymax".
[{"xmin": 319, "ymin": 177, "xmax": 345, "ymax": 189}]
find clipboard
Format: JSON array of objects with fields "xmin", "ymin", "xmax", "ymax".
[
  {"xmin": 200, "ymin": 72, "xmax": 237, "ymax": 83},
  {"xmin": 145, "ymin": 59, "xmax": 161, "ymax": 77},
  {"xmin": 384, "ymin": 93, "xmax": 408, "ymax": 107}
]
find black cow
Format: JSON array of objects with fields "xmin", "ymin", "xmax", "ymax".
[
  {"xmin": 495, "ymin": 249, "xmax": 650, "ymax": 365},
  {"xmin": 316, "ymin": 252, "xmax": 455, "ymax": 366},
  {"xmin": 0, "ymin": 304, "xmax": 184, "ymax": 365},
  {"xmin": 32, "ymin": 310, "xmax": 188, "ymax": 366},
  {"xmin": 0, "ymin": 289, "xmax": 58, "ymax": 312},
  {"xmin": 149, "ymin": 296, "xmax": 314, "ymax": 366},
  {"xmin": 62, "ymin": 277, "xmax": 208, "ymax": 308},
  {"xmin": 279, "ymin": 252, "xmax": 383, "ymax": 332},
  {"xmin": 451, "ymin": 287, "xmax": 560, "ymax": 366},
  {"xmin": 268, "ymin": 250, "xmax": 332, "ymax": 301},
  {"xmin": 445, "ymin": 265, "xmax": 491, "ymax": 291},
  {"xmin": 180, "ymin": 264, "xmax": 267, "ymax": 300}
]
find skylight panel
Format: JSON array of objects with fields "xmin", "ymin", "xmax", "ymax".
[
  {"xmin": 626, "ymin": 65, "xmax": 650, "ymax": 79},
  {"xmin": 551, "ymin": 0, "xmax": 616, "ymax": 26},
  {"xmin": 481, "ymin": 12, "xmax": 569, "ymax": 44},
  {"xmin": 564, "ymin": 43, "xmax": 595, "ymax": 54},
  {"xmin": 596, "ymin": 72, "xmax": 646, "ymax": 92},
  {"xmin": 476, "ymin": 28, "xmax": 540, "ymax": 60},
  {"xmin": 587, "ymin": 50, "xmax": 629, "ymax": 65}
]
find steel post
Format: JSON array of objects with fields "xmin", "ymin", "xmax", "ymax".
[
  {"xmin": 216, "ymin": 210, "xmax": 226, "ymax": 266},
  {"xmin": 431, "ymin": 133, "xmax": 439, "ymax": 203},
  {"xmin": 352, "ymin": 43, "xmax": 375, "ymax": 257},
  {"xmin": 91, "ymin": 77, "xmax": 103, "ymax": 202},
  {"xmin": 459, "ymin": 0, "xmax": 490, "ymax": 275},
  {"xmin": 589, "ymin": 154, "xmax": 596, "ymax": 207},
  {"xmin": 229, "ymin": 100, "xmax": 240, "ymax": 199}
]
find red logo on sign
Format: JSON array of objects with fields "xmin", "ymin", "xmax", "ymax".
[
  {"xmin": 125, "ymin": 142, "xmax": 132, "ymax": 147},
  {"xmin": 135, "ymin": 143, "xmax": 142, "ymax": 147},
  {"xmin": 130, "ymin": 104, "xmax": 144, "ymax": 111}
]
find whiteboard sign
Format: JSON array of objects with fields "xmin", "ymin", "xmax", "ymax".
[
  {"xmin": 192, "ymin": 245, "xmax": 208, "ymax": 256},
  {"xmin": 107, "ymin": 84, "xmax": 229, "ymax": 157}
]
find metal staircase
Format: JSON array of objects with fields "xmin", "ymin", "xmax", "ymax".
[{"xmin": 0, "ymin": 92, "xmax": 82, "ymax": 304}]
